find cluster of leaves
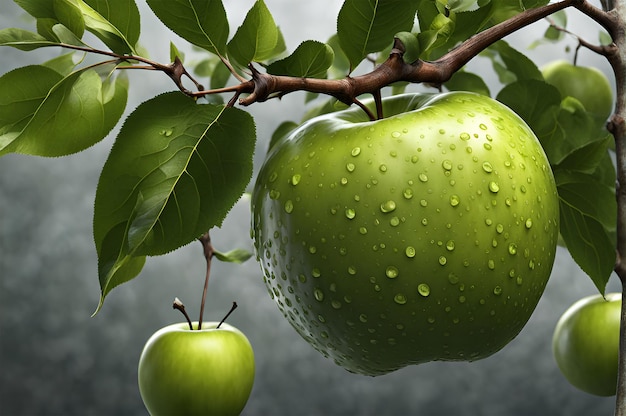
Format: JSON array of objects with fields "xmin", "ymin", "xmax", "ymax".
[{"xmin": 0, "ymin": 0, "xmax": 617, "ymax": 312}]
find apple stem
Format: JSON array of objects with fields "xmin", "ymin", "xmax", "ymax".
[
  {"xmin": 217, "ymin": 302, "xmax": 238, "ymax": 329},
  {"xmin": 198, "ymin": 231, "xmax": 214, "ymax": 331},
  {"xmin": 172, "ymin": 297, "xmax": 193, "ymax": 330}
]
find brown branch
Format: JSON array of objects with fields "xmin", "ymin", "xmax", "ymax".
[{"xmin": 230, "ymin": 0, "xmax": 578, "ymax": 107}]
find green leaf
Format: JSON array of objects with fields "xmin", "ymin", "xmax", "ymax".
[
  {"xmin": 496, "ymin": 79, "xmax": 562, "ymax": 157},
  {"xmin": 146, "ymin": 0, "xmax": 229, "ymax": 56},
  {"xmin": 72, "ymin": 0, "xmax": 137, "ymax": 54},
  {"xmin": 53, "ymin": 0, "xmax": 86, "ymax": 39},
  {"xmin": 394, "ymin": 31, "xmax": 420, "ymax": 63},
  {"xmin": 213, "ymin": 248, "xmax": 253, "ymax": 264},
  {"xmin": 227, "ymin": 0, "xmax": 279, "ymax": 67},
  {"xmin": 0, "ymin": 28, "xmax": 58, "ymax": 50},
  {"xmin": 267, "ymin": 40, "xmax": 334, "ymax": 78},
  {"xmin": 556, "ymin": 172, "xmax": 616, "ymax": 295},
  {"xmin": 483, "ymin": 40, "xmax": 542, "ymax": 83},
  {"xmin": 93, "ymin": 92, "xmax": 256, "ymax": 312},
  {"xmin": 490, "ymin": 0, "xmax": 549, "ymax": 23},
  {"xmin": 0, "ymin": 65, "xmax": 128, "ymax": 157},
  {"xmin": 327, "ymin": 34, "xmax": 350, "ymax": 78},
  {"xmin": 170, "ymin": 41, "xmax": 185, "ymax": 63},
  {"xmin": 337, "ymin": 0, "xmax": 418, "ymax": 71},
  {"xmin": 416, "ymin": 12, "xmax": 455, "ymax": 60},
  {"xmin": 16, "ymin": 0, "xmax": 137, "ymax": 53},
  {"xmin": 543, "ymin": 10, "xmax": 566, "ymax": 41},
  {"xmin": 14, "ymin": 0, "xmax": 56, "ymax": 18},
  {"xmin": 51, "ymin": 22, "xmax": 87, "ymax": 45},
  {"xmin": 554, "ymin": 134, "xmax": 612, "ymax": 174},
  {"xmin": 84, "ymin": 0, "xmax": 141, "ymax": 48},
  {"xmin": 210, "ymin": 62, "xmax": 232, "ymax": 91},
  {"xmin": 42, "ymin": 53, "xmax": 78, "ymax": 75},
  {"xmin": 444, "ymin": 70, "xmax": 490, "ymax": 96}
]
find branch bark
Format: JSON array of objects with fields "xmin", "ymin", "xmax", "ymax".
[
  {"xmin": 605, "ymin": 1, "xmax": 626, "ymax": 413},
  {"xmin": 223, "ymin": 0, "xmax": 579, "ymax": 106}
]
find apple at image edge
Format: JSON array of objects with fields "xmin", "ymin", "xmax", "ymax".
[
  {"xmin": 553, "ymin": 292, "xmax": 621, "ymax": 397},
  {"xmin": 138, "ymin": 322, "xmax": 255, "ymax": 416}
]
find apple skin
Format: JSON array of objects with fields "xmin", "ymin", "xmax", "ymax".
[
  {"xmin": 138, "ymin": 322, "xmax": 255, "ymax": 416},
  {"xmin": 252, "ymin": 92, "xmax": 560, "ymax": 375},
  {"xmin": 553, "ymin": 292, "xmax": 621, "ymax": 397},
  {"xmin": 541, "ymin": 60, "xmax": 614, "ymax": 121}
]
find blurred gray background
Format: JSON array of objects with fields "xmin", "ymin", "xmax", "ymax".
[{"xmin": 0, "ymin": 1, "xmax": 621, "ymax": 415}]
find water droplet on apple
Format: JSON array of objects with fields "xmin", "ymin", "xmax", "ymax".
[
  {"xmin": 525, "ymin": 218, "xmax": 533, "ymax": 229},
  {"xmin": 442, "ymin": 160, "xmax": 453, "ymax": 170},
  {"xmin": 269, "ymin": 189, "xmax": 280, "ymax": 200},
  {"xmin": 394, "ymin": 294, "xmax": 407, "ymax": 304},
  {"xmin": 284, "ymin": 200, "xmax": 294, "ymax": 213},
  {"xmin": 380, "ymin": 200, "xmax": 397, "ymax": 213},
  {"xmin": 359, "ymin": 226, "xmax": 368, "ymax": 235},
  {"xmin": 291, "ymin": 174, "xmax": 301, "ymax": 185},
  {"xmin": 351, "ymin": 147, "xmax": 361, "ymax": 156},
  {"xmin": 419, "ymin": 173, "xmax": 428, "ymax": 182},
  {"xmin": 439, "ymin": 256, "xmax": 447, "ymax": 265},
  {"xmin": 493, "ymin": 286, "xmax": 502, "ymax": 295},
  {"xmin": 446, "ymin": 240, "xmax": 455, "ymax": 251},
  {"xmin": 508, "ymin": 243, "xmax": 518, "ymax": 255},
  {"xmin": 449, "ymin": 195, "xmax": 460, "ymax": 206},
  {"xmin": 448, "ymin": 273, "xmax": 459, "ymax": 284},
  {"xmin": 405, "ymin": 246, "xmax": 416, "ymax": 258},
  {"xmin": 345, "ymin": 208, "xmax": 356, "ymax": 219},
  {"xmin": 386, "ymin": 266, "xmax": 399, "ymax": 279},
  {"xmin": 379, "ymin": 164, "xmax": 387, "ymax": 172},
  {"xmin": 359, "ymin": 314, "xmax": 368, "ymax": 323},
  {"xmin": 403, "ymin": 188, "xmax": 413, "ymax": 199},
  {"xmin": 314, "ymin": 288, "xmax": 324, "ymax": 301},
  {"xmin": 420, "ymin": 199, "xmax": 428, "ymax": 207},
  {"xmin": 489, "ymin": 181, "xmax": 499, "ymax": 193},
  {"xmin": 418, "ymin": 283, "xmax": 430, "ymax": 297}
]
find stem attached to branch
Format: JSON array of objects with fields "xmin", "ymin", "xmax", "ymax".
[{"xmin": 198, "ymin": 232, "xmax": 214, "ymax": 331}]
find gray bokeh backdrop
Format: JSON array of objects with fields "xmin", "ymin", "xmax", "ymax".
[{"xmin": 0, "ymin": 1, "xmax": 620, "ymax": 415}]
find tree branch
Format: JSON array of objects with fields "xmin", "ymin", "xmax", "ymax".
[{"xmin": 227, "ymin": 0, "xmax": 579, "ymax": 107}]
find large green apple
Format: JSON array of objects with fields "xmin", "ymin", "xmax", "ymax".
[
  {"xmin": 138, "ymin": 321, "xmax": 255, "ymax": 415},
  {"xmin": 541, "ymin": 60, "xmax": 614, "ymax": 122},
  {"xmin": 252, "ymin": 91, "xmax": 560, "ymax": 376},
  {"xmin": 553, "ymin": 292, "xmax": 621, "ymax": 396}
]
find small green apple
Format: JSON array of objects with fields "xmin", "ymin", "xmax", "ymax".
[
  {"xmin": 553, "ymin": 292, "xmax": 621, "ymax": 397},
  {"xmin": 252, "ymin": 91, "xmax": 560, "ymax": 375},
  {"xmin": 138, "ymin": 321, "xmax": 255, "ymax": 415},
  {"xmin": 541, "ymin": 60, "xmax": 613, "ymax": 122}
]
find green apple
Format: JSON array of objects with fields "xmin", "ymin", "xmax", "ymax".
[
  {"xmin": 553, "ymin": 292, "xmax": 621, "ymax": 396},
  {"xmin": 138, "ymin": 321, "xmax": 255, "ymax": 415},
  {"xmin": 252, "ymin": 91, "xmax": 560, "ymax": 375},
  {"xmin": 541, "ymin": 60, "xmax": 614, "ymax": 121}
]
